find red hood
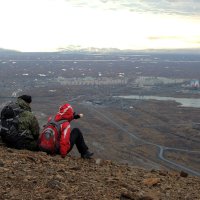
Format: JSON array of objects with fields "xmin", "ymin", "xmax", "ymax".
[{"xmin": 54, "ymin": 103, "xmax": 74, "ymax": 122}]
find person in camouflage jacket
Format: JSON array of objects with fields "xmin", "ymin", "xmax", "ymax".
[{"xmin": 15, "ymin": 95, "xmax": 40, "ymax": 150}]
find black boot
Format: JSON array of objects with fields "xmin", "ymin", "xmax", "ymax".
[{"xmin": 81, "ymin": 150, "xmax": 94, "ymax": 159}]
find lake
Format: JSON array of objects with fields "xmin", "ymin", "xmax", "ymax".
[{"xmin": 115, "ymin": 95, "xmax": 200, "ymax": 108}]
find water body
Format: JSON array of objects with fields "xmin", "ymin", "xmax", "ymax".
[{"xmin": 115, "ymin": 95, "xmax": 200, "ymax": 108}]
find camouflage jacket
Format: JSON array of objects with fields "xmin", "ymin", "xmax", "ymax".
[{"xmin": 16, "ymin": 98, "xmax": 40, "ymax": 141}]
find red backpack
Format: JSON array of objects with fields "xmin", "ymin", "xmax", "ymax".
[{"xmin": 38, "ymin": 119, "xmax": 67, "ymax": 154}]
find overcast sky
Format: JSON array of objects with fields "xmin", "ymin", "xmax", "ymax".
[{"xmin": 0, "ymin": 0, "xmax": 200, "ymax": 52}]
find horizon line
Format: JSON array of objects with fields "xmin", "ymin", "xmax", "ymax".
[{"xmin": 1, "ymin": 47, "xmax": 200, "ymax": 54}]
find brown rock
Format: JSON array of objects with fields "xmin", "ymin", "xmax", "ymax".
[
  {"xmin": 26, "ymin": 156, "xmax": 37, "ymax": 163},
  {"xmin": 142, "ymin": 178, "xmax": 160, "ymax": 187},
  {"xmin": 54, "ymin": 174, "xmax": 64, "ymax": 181},
  {"xmin": 0, "ymin": 159, "xmax": 4, "ymax": 167},
  {"xmin": 46, "ymin": 179, "xmax": 64, "ymax": 190},
  {"xmin": 138, "ymin": 196, "xmax": 154, "ymax": 200},
  {"xmin": 180, "ymin": 171, "xmax": 188, "ymax": 178},
  {"xmin": 69, "ymin": 166, "xmax": 81, "ymax": 171},
  {"xmin": 120, "ymin": 192, "xmax": 135, "ymax": 200},
  {"xmin": 159, "ymin": 171, "xmax": 168, "ymax": 176},
  {"xmin": 95, "ymin": 158, "xmax": 103, "ymax": 165},
  {"xmin": 6, "ymin": 149, "xmax": 14, "ymax": 153}
]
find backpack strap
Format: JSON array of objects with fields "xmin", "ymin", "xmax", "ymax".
[{"xmin": 47, "ymin": 119, "xmax": 68, "ymax": 133}]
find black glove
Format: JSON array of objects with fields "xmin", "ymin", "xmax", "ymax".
[{"xmin": 73, "ymin": 112, "xmax": 80, "ymax": 119}]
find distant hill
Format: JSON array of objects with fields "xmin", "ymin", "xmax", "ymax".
[
  {"xmin": 0, "ymin": 48, "xmax": 19, "ymax": 53},
  {"xmin": 0, "ymin": 145, "xmax": 200, "ymax": 199},
  {"xmin": 57, "ymin": 46, "xmax": 121, "ymax": 53},
  {"xmin": 57, "ymin": 46, "xmax": 200, "ymax": 54},
  {"xmin": 0, "ymin": 46, "xmax": 200, "ymax": 54}
]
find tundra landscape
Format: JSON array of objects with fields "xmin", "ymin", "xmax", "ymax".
[
  {"xmin": 0, "ymin": 50, "xmax": 200, "ymax": 199},
  {"xmin": 1, "ymin": 50, "xmax": 200, "ymax": 174}
]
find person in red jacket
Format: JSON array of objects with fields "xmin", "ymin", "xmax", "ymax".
[{"xmin": 38, "ymin": 103, "xmax": 93, "ymax": 159}]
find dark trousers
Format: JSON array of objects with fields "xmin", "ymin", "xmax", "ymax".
[{"xmin": 68, "ymin": 128, "xmax": 88, "ymax": 154}]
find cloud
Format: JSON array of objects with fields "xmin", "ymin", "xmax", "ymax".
[
  {"xmin": 166, "ymin": 0, "xmax": 186, "ymax": 2},
  {"xmin": 1, "ymin": 0, "xmax": 199, "ymax": 51},
  {"xmin": 65, "ymin": 0, "xmax": 200, "ymax": 16},
  {"xmin": 193, "ymin": 38, "xmax": 200, "ymax": 44},
  {"xmin": 148, "ymin": 36, "xmax": 180, "ymax": 40}
]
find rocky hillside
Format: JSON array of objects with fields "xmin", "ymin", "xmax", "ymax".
[{"xmin": 0, "ymin": 145, "xmax": 200, "ymax": 200}]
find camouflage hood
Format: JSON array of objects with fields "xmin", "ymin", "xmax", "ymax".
[{"xmin": 16, "ymin": 98, "xmax": 32, "ymax": 112}]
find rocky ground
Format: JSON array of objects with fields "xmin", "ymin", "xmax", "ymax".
[{"xmin": 0, "ymin": 146, "xmax": 200, "ymax": 200}]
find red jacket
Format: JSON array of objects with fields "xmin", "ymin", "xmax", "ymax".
[{"xmin": 54, "ymin": 103, "xmax": 74, "ymax": 157}]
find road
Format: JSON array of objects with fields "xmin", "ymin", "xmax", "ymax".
[{"xmin": 85, "ymin": 104, "xmax": 200, "ymax": 176}]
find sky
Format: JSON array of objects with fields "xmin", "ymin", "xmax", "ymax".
[{"xmin": 0, "ymin": 0, "xmax": 200, "ymax": 52}]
